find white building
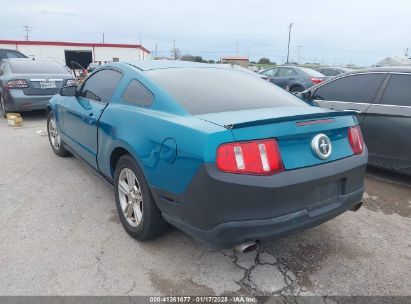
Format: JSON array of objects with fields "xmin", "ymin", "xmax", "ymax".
[{"xmin": 0, "ymin": 40, "xmax": 150, "ymax": 68}]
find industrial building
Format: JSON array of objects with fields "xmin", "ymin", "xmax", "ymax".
[
  {"xmin": 0, "ymin": 40, "xmax": 150, "ymax": 68},
  {"xmin": 220, "ymin": 56, "xmax": 249, "ymax": 68}
]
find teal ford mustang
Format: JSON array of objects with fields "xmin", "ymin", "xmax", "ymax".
[{"xmin": 47, "ymin": 60, "xmax": 367, "ymax": 249}]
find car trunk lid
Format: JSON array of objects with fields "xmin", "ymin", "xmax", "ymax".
[
  {"xmin": 196, "ymin": 106, "xmax": 358, "ymax": 170},
  {"xmin": 11, "ymin": 73, "xmax": 69, "ymax": 96}
]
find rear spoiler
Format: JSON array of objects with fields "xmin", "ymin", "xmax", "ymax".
[{"xmin": 224, "ymin": 110, "xmax": 358, "ymax": 129}]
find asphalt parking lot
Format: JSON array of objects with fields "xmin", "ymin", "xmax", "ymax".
[{"xmin": 0, "ymin": 111, "xmax": 410, "ymax": 300}]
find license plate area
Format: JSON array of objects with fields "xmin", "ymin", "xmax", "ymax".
[
  {"xmin": 39, "ymin": 81, "xmax": 56, "ymax": 89},
  {"xmin": 310, "ymin": 179, "xmax": 344, "ymax": 205}
]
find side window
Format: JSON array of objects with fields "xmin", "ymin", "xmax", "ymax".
[
  {"xmin": 0, "ymin": 61, "xmax": 5, "ymax": 72},
  {"xmin": 276, "ymin": 68, "xmax": 296, "ymax": 77},
  {"xmin": 380, "ymin": 74, "xmax": 411, "ymax": 107},
  {"xmin": 122, "ymin": 80, "xmax": 154, "ymax": 107},
  {"xmin": 313, "ymin": 73, "xmax": 386, "ymax": 103},
  {"xmin": 80, "ymin": 69, "xmax": 122, "ymax": 102},
  {"xmin": 261, "ymin": 68, "xmax": 277, "ymax": 77},
  {"xmin": 6, "ymin": 51, "xmax": 25, "ymax": 59}
]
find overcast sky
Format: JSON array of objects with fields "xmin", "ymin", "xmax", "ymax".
[{"xmin": 1, "ymin": 0, "xmax": 410, "ymax": 66}]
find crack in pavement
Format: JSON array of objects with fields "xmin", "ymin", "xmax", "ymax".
[{"xmin": 219, "ymin": 249, "xmax": 330, "ymax": 302}]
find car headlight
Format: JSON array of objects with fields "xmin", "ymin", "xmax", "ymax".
[{"xmin": 66, "ymin": 79, "xmax": 78, "ymax": 86}]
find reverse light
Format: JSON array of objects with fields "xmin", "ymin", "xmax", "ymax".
[
  {"xmin": 6, "ymin": 80, "xmax": 29, "ymax": 89},
  {"xmin": 310, "ymin": 77, "xmax": 323, "ymax": 84},
  {"xmin": 216, "ymin": 139, "xmax": 284, "ymax": 175},
  {"xmin": 348, "ymin": 126, "xmax": 365, "ymax": 154}
]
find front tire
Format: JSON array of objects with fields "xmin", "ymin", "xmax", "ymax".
[
  {"xmin": 114, "ymin": 154, "xmax": 169, "ymax": 240},
  {"xmin": 47, "ymin": 111, "xmax": 70, "ymax": 157}
]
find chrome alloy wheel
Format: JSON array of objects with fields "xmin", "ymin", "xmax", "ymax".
[
  {"xmin": 48, "ymin": 117, "xmax": 61, "ymax": 150},
  {"xmin": 118, "ymin": 168, "xmax": 143, "ymax": 227}
]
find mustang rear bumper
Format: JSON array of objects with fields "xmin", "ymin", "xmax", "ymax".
[{"xmin": 152, "ymin": 150, "xmax": 367, "ymax": 248}]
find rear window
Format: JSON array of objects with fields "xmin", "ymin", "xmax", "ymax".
[
  {"xmin": 10, "ymin": 60, "xmax": 68, "ymax": 74},
  {"xmin": 147, "ymin": 68, "xmax": 308, "ymax": 115},
  {"xmin": 299, "ymin": 67, "xmax": 325, "ymax": 77}
]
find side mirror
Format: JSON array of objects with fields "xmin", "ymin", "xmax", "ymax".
[{"xmin": 60, "ymin": 85, "xmax": 77, "ymax": 97}]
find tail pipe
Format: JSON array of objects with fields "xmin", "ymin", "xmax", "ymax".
[
  {"xmin": 233, "ymin": 240, "xmax": 258, "ymax": 253},
  {"xmin": 350, "ymin": 202, "xmax": 363, "ymax": 212}
]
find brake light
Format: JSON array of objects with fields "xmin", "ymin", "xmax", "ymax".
[
  {"xmin": 6, "ymin": 79, "xmax": 29, "ymax": 89},
  {"xmin": 216, "ymin": 139, "xmax": 284, "ymax": 175},
  {"xmin": 348, "ymin": 126, "xmax": 364, "ymax": 154},
  {"xmin": 310, "ymin": 77, "xmax": 323, "ymax": 84}
]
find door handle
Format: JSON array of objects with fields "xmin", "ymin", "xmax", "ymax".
[{"xmin": 344, "ymin": 109, "xmax": 362, "ymax": 114}]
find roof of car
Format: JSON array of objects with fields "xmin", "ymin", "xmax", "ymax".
[
  {"xmin": 125, "ymin": 60, "xmax": 224, "ymax": 71},
  {"xmin": 4, "ymin": 58, "xmax": 58, "ymax": 64},
  {"xmin": 350, "ymin": 66, "xmax": 411, "ymax": 74}
]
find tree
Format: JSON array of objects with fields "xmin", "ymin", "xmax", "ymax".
[
  {"xmin": 194, "ymin": 56, "xmax": 203, "ymax": 62},
  {"xmin": 258, "ymin": 58, "xmax": 271, "ymax": 64},
  {"xmin": 180, "ymin": 54, "xmax": 195, "ymax": 62},
  {"xmin": 208, "ymin": 60, "xmax": 215, "ymax": 64}
]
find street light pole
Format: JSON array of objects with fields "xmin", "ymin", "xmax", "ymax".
[{"xmin": 286, "ymin": 23, "xmax": 293, "ymax": 64}]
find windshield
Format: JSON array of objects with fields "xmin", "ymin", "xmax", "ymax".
[
  {"xmin": 147, "ymin": 67, "xmax": 308, "ymax": 115},
  {"xmin": 10, "ymin": 60, "xmax": 69, "ymax": 74}
]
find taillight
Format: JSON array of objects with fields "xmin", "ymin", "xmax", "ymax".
[
  {"xmin": 348, "ymin": 126, "xmax": 364, "ymax": 154},
  {"xmin": 216, "ymin": 139, "xmax": 284, "ymax": 175},
  {"xmin": 6, "ymin": 80, "xmax": 29, "ymax": 89},
  {"xmin": 310, "ymin": 77, "xmax": 323, "ymax": 84}
]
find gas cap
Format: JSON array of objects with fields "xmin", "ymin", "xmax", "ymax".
[{"xmin": 160, "ymin": 138, "xmax": 177, "ymax": 164}]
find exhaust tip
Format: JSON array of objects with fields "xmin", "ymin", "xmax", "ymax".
[
  {"xmin": 350, "ymin": 202, "xmax": 363, "ymax": 212},
  {"xmin": 233, "ymin": 241, "xmax": 258, "ymax": 253}
]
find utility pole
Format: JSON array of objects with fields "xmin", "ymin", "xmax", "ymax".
[
  {"xmin": 173, "ymin": 39, "xmax": 176, "ymax": 60},
  {"xmin": 155, "ymin": 43, "xmax": 158, "ymax": 59},
  {"xmin": 405, "ymin": 48, "xmax": 409, "ymax": 58},
  {"xmin": 24, "ymin": 25, "xmax": 30, "ymax": 41},
  {"xmin": 286, "ymin": 22, "xmax": 293, "ymax": 64},
  {"xmin": 296, "ymin": 45, "xmax": 302, "ymax": 64},
  {"xmin": 236, "ymin": 42, "xmax": 239, "ymax": 57},
  {"xmin": 102, "ymin": 33, "xmax": 105, "ymax": 44}
]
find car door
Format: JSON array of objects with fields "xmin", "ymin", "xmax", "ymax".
[
  {"xmin": 311, "ymin": 73, "xmax": 388, "ymax": 123},
  {"xmin": 272, "ymin": 67, "xmax": 296, "ymax": 90},
  {"xmin": 361, "ymin": 73, "xmax": 411, "ymax": 169},
  {"xmin": 61, "ymin": 68, "xmax": 123, "ymax": 169}
]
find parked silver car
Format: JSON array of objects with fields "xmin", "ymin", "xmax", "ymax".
[{"xmin": 0, "ymin": 58, "xmax": 76, "ymax": 118}]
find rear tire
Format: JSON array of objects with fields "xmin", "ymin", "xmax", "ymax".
[
  {"xmin": 47, "ymin": 111, "xmax": 70, "ymax": 157},
  {"xmin": 1, "ymin": 95, "xmax": 7, "ymax": 119},
  {"xmin": 114, "ymin": 154, "xmax": 169, "ymax": 240}
]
